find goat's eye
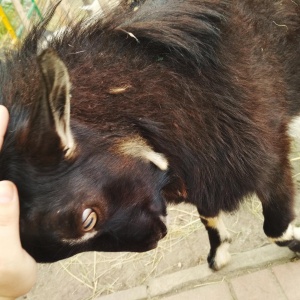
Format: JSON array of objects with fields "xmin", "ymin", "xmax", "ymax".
[{"xmin": 82, "ymin": 208, "xmax": 97, "ymax": 231}]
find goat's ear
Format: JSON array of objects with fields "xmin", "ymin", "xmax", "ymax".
[
  {"xmin": 116, "ymin": 136, "xmax": 168, "ymax": 171},
  {"xmin": 37, "ymin": 48, "xmax": 75, "ymax": 157},
  {"xmin": 18, "ymin": 49, "xmax": 75, "ymax": 164}
]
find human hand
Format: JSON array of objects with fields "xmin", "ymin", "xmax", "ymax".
[{"xmin": 0, "ymin": 105, "xmax": 37, "ymax": 300}]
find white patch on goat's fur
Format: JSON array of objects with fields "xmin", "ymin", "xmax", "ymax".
[
  {"xmin": 200, "ymin": 215, "xmax": 231, "ymax": 241},
  {"xmin": 216, "ymin": 217, "xmax": 230, "ymax": 241},
  {"xmin": 270, "ymin": 223, "xmax": 300, "ymax": 242},
  {"xmin": 294, "ymin": 227, "xmax": 300, "ymax": 240},
  {"xmin": 288, "ymin": 116, "xmax": 300, "ymax": 138},
  {"xmin": 200, "ymin": 214, "xmax": 232, "ymax": 270},
  {"xmin": 144, "ymin": 151, "xmax": 168, "ymax": 170},
  {"xmin": 213, "ymin": 241, "xmax": 231, "ymax": 270},
  {"xmin": 160, "ymin": 215, "xmax": 167, "ymax": 225},
  {"xmin": 118, "ymin": 136, "xmax": 169, "ymax": 170},
  {"xmin": 62, "ymin": 231, "xmax": 98, "ymax": 245}
]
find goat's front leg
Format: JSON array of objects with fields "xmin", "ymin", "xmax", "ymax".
[{"xmin": 200, "ymin": 214, "xmax": 232, "ymax": 270}]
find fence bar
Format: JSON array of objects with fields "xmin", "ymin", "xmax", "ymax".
[
  {"xmin": 11, "ymin": 0, "xmax": 31, "ymax": 31},
  {"xmin": 30, "ymin": 0, "xmax": 43, "ymax": 20},
  {"xmin": 0, "ymin": 5, "xmax": 17, "ymax": 42},
  {"xmin": 49, "ymin": 0, "xmax": 73, "ymax": 22},
  {"xmin": 98, "ymin": 0, "xmax": 111, "ymax": 14}
]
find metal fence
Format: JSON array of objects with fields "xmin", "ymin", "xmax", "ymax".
[{"xmin": 0, "ymin": 0, "xmax": 117, "ymax": 45}]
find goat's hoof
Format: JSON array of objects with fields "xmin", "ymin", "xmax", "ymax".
[
  {"xmin": 276, "ymin": 239, "xmax": 300, "ymax": 253},
  {"xmin": 207, "ymin": 242, "xmax": 231, "ymax": 271},
  {"xmin": 288, "ymin": 239, "xmax": 300, "ymax": 253}
]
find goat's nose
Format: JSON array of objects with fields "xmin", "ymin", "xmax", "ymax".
[
  {"xmin": 150, "ymin": 198, "xmax": 167, "ymax": 216},
  {"xmin": 160, "ymin": 223, "xmax": 168, "ymax": 239}
]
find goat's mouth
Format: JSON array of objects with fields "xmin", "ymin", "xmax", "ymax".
[
  {"xmin": 134, "ymin": 235, "xmax": 167, "ymax": 252},
  {"xmin": 141, "ymin": 240, "xmax": 159, "ymax": 252},
  {"xmin": 149, "ymin": 230, "xmax": 167, "ymax": 250},
  {"xmin": 122, "ymin": 219, "xmax": 168, "ymax": 252},
  {"xmin": 142, "ymin": 219, "xmax": 168, "ymax": 251}
]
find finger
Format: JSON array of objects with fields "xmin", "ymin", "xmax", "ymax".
[
  {"xmin": 0, "ymin": 250, "xmax": 37, "ymax": 299},
  {"xmin": 0, "ymin": 181, "xmax": 37, "ymax": 298},
  {"xmin": 0, "ymin": 181, "xmax": 22, "ymax": 254},
  {"xmin": 17, "ymin": 250, "xmax": 38, "ymax": 295},
  {"xmin": 0, "ymin": 105, "xmax": 9, "ymax": 150}
]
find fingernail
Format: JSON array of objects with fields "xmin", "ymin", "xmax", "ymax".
[{"xmin": 0, "ymin": 181, "xmax": 14, "ymax": 203}]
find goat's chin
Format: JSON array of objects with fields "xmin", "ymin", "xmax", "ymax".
[{"xmin": 160, "ymin": 215, "xmax": 168, "ymax": 226}]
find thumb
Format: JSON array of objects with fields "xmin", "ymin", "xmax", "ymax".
[
  {"xmin": 0, "ymin": 105, "xmax": 9, "ymax": 150},
  {"xmin": 0, "ymin": 181, "xmax": 22, "ymax": 251},
  {"xmin": 0, "ymin": 181, "xmax": 37, "ymax": 298}
]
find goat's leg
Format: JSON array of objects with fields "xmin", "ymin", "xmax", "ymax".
[
  {"xmin": 199, "ymin": 214, "xmax": 232, "ymax": 270},
  {"xmin": 258, "ymin": 163, "xmax": 300, "ymax": 252}
]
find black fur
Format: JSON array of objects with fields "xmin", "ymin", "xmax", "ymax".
[{"xmin": 0, "ymin": 0, "xmax": 300, "ymax": 266}]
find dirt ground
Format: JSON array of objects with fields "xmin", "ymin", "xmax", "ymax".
[{"xmin": 18, "ymin": 133, "xmax": 300, "ymax": 300}]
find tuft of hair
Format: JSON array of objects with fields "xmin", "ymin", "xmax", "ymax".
[
  {"xmin": 114, "ymin": 0, "xmax": 226, "ymax": 68},
  {"xmin": 15, "ymin": 0, "xmax": 226, "ymax": 72},
  {"xmin": 116, "ymin": 136, "xmax": 168, "ymax": 171}
]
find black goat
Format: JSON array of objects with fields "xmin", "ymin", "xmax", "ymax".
[{"xmin": 1, "ymin": 0, "xmax": 300, "ymax": 270}]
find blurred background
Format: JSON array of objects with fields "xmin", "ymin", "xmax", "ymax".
[{"xmin": 0, "ymin": 0, "xmax": 121, "ymax": 47}]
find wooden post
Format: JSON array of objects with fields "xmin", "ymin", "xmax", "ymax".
[
  {"xmin": 82, "ymin": 0, "xmax": 101, "ymax": 16},
  {"xmin": 98, "ymin": 0, "xmax": 111, "ymax": 14},
  {"xmin": 48, "ymin": 0, "xmax": 73, "ymax": 22},
  {"xmin": 30, "ymin": 0, "xmax": 43, "ymax": 20},
  {"xmin": 11, "ymin": 0, "xmax": 31, "ymax": 31}
]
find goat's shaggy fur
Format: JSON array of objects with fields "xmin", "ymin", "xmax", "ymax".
[{"xmin": 1, "ymin": 0, "xmax": 300, "ymax": 269}]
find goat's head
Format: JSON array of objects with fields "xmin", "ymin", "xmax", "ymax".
[{"xmin": 2, "ymin": 49, "xmax": 168, "ymax": 262}]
